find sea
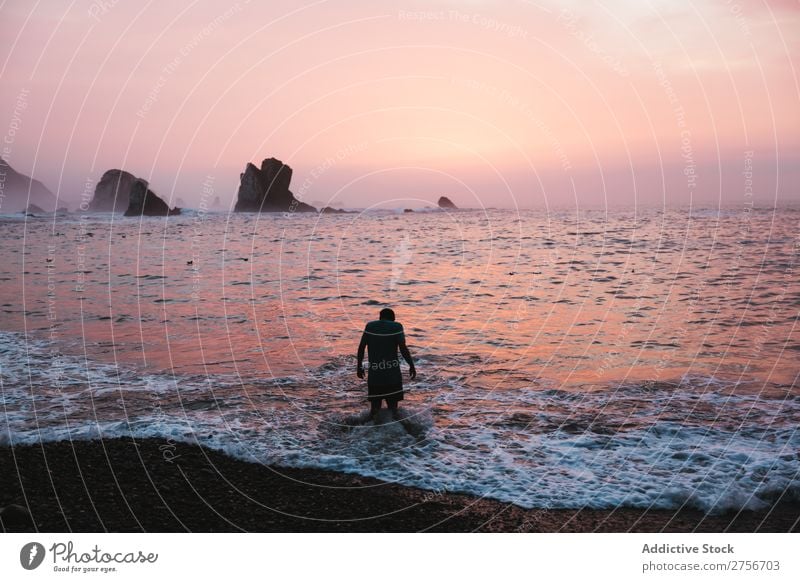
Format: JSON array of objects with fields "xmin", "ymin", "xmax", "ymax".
[{"xmin": 1, "ymin": 206, "xmax": 798, "ymax": 513}]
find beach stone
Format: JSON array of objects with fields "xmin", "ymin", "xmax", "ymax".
[
  {"xmin": 234, "ymin": 157, "xmax": 316, "ymax": 213},
  {"xmin": 124, "ymin": 179, "xmax": 180, "ymax": 217},
  {"xmin": 437, "ymin": 196, "xmax": 457, "ymax": 209},
  {"xmin": 89, "ymin": 169, "xmax": 138, "ymax": 212}
]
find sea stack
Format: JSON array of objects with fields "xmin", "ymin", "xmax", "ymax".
[
  {"xmin": 437, "ymin": 196, "xmax": 457, "ymax": 209},
  {"xmin": 89, "ymin": 169, "xmax": 139, "ymax": 212},
  {"xmin": 123, "ymin": 179, "xmax": 180, "ymax": 216},
  {"xmin": 234, "ymin": 157, "xmax": 316, "ymax": 213}
]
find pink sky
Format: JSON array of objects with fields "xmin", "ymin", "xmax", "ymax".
[{"xmin": 1, "ymin": 0, "xmax": 798, "ymax": 209}]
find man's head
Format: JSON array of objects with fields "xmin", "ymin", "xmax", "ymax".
[{"xmin": 379, "ymin": 308, "xmax": 395, "ymax": 321}]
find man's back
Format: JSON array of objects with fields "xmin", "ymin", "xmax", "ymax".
[
  {"xmin": 356, "ymin": 308, "xmax": 416, "ymax": 420},
  {"xmin": 363, "ymin": 319, "xmax": 404, "ymax": 386}
]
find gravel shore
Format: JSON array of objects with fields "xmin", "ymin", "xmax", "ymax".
[{"xmin": 1, "ymin": 437, "xmax": 797, "ymax": 532}]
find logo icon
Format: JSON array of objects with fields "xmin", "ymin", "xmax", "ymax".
[{"xmin": 20, "ymin": 542, "xmax": 46, "ymax": 570}]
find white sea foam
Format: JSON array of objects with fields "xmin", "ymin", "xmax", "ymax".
[{"xmin": 2, "ymin": 330, "xmax": 798, "ymax": 513}]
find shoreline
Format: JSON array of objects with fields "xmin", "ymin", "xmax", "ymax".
[{"xmin": 1, "ymin": 437, "xmax": 797, "ymax": 533}]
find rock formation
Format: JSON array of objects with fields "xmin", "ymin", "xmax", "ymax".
[
  {"xmin": 24, "ymin": 203, "xmax": 46, "ymax": 214},
  {"xmin": 0, "ymin": 158, "xmax": 57, "ymax": 213},
  {"xmin": 124, "ymin": 179, "xmax": 180, "ymax": 216},
  {"xmin": 437, "ymin": 196, "xmax": 457, "ymax": 209},
  {"xmin": 320, "ymin": 206, "xmax": 353, "ymax": 214},
  {"xmin": 89, "ymin": 169, "xmax": 138, "ymax": 212},
  {"xmin": 234, "ymin": 157, "xmax": 316, "ymax": 213}
]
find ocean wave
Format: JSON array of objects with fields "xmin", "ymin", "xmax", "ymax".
[{"xmin": 2, "ymin": 330, "xmax": 798, "ymax": 513}]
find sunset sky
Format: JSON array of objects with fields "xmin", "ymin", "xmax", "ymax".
[{"xmin": 1, "ymin": 0, "xmax": 798, "ymax": 209}]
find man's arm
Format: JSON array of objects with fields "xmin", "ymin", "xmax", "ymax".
[
  {"xmin": 356, "ymin": 332, "xmax": 368, "ymax": 379},
  {"xmin": 399, "ymin": 339, "xmax": 416, "ymax": 380}
]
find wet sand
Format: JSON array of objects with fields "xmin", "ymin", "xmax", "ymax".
[{"xmin": 1, "ymin": 437, "xmax": 797, "ymax": 532}]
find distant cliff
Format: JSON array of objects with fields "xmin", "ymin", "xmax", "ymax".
[
  {"xmin": 234, "ymin": 157, "xmax": 316, "ymax": 213},
  {"xmin": 0, "ymin": 158, "xmax": 58, "ymax": 213}
]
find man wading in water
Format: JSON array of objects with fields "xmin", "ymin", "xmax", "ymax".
[{"xmin": 357, "ymin": 308, "xmax": 416, "ymax": 422}]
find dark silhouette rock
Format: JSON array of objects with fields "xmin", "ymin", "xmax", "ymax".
[
  {"xmin": 235, "ymin": 163, "xmax": 264, "ymax": 211},
  {"xmin": 320, "ymin": 206, "xmax": 353, "ymax": 214},
  {"xmin": 437, "ymin": 196, "xmax": 457, "ymax": 209},
  {"xmin": 260, "ymin": 158, "xmax": 293, "ymax": 205},
  {"xmin": 404, "ymin": 208, "xmax": 414, "ymax": 213},
  {"xmin": 124, "ymin": 179, "xmax": 180, "ymax": 217},
  {"xmin": 89, "ymin": 169, "xmax": 138, "ymax": 212},
  {"xmin": 0, "ymin": 158, "xmax": 57, "ymax": 213},
  {"xmin": 234, "ymin": 157, "xmax": 316, "ymax": 213}
]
